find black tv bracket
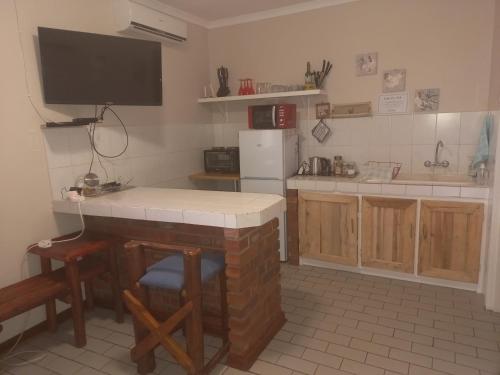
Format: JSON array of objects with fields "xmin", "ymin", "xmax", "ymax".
[{"xmin": 44, "ymin": 117, "xmax": 100, "ymax": 128}]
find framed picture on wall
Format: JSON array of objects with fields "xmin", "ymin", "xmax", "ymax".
[
  {"xmin": 382, "ymin": 69, "xmax": 406, "ymax": 93},
  {"xmin": 414, "ymin": 88, "xmax": 440, "ymax": 112},
  {"xmin": 355, "ymin": 52, "xmax": 378, "ymax": 76},
  {"xmin": 316, "ymin": 102, "xmax": 331, "ymax": 119}
]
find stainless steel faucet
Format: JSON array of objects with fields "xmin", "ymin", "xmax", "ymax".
[{"xmin": 424, "ymin": 140, "xmax": 449, "ymax": 168}]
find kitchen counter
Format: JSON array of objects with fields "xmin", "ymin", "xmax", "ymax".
[
  {"xmin": 287, "ymin": 175, "xmax": 489, "ymax": 199},
  {"xmin": 53, "ymin": 186, "xmax": 285, "ymax": 228},
  {"xmin": 53, "ymin": 186, "xmax": 286, "ymax": 370}
]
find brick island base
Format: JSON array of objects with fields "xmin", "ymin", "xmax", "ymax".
[{"xmin": 85, "ymin": 215, "xmax": 286, "ymax": 370}]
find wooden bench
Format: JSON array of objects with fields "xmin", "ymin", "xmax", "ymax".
[
  {"xmin": 0, "ymin": 260, "xmax": 108, "ymax": 332},
  {"xmin": 0, "ymin": 271, "xmax": 67, "ymax": 323}
]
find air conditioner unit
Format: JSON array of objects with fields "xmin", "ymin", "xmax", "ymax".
[{"xmin": 113, "ymin": 0, "xmax": 187, "ymax": 42}]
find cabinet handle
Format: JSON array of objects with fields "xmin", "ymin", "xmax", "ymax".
[
  {"xmin": 410, "ymin": 224, "xmax": 413, "ymax": 239},
  {"xmin": 351, "ymin": 218, "xmax": 354, "ymax": 234},
  {"xmin": 422, "ymin": 224, "xmax": 428, "ymax": 240}
]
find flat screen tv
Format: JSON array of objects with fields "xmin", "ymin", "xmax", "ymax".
[{"xmin": 38, "ymin": 27, "xmax": 162, "ymax": 106}]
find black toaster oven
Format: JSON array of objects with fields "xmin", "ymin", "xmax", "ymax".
[{"xmin": 204, "ymin": 147, "xmax": 240, "ymax": 173}]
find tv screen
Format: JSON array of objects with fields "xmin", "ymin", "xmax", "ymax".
[{"xmin": 38, "ymin": 27, "xmax": 162, "ymax": 106}]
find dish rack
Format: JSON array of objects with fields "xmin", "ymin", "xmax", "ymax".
[{"xmin": 364, "ymin": 161, "xmax": 401, "ymax": 179}]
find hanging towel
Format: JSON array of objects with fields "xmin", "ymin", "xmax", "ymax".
[{"xmin": 472, "ymin": 114, "xmax": 493, "ymax": 168}]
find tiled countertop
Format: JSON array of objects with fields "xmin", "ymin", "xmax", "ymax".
[
  {"xmin": 52, "ymin": 187, "xmax": 285, "ymax": 228},
  {"xmin": 287, "ymin": 175, "xmax": 489, "ymax": 199}
]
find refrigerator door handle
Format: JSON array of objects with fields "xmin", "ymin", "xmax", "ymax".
[{"xmin": 272, "ymin": 105, "xmax": 277, "ymax": 128}]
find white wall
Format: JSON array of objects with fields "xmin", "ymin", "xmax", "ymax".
[
  {"xmin": 0, "ymin": 0, "xmax": 212, "ymax": 342},
  {"xmin": 489, "ymin": 0, "xmax": 500, "ymax": 109},
  {"xmin": 208, "ymin": 0, "xmax": 496, "ymax": 113}
]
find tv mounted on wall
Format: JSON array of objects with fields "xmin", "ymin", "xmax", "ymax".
[{"xmin": 38, "ymin": 27, "xmax": 162, "ymax": 106}]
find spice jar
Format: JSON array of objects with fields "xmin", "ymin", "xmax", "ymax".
[
  {"xmin": 333, "ymin": 155, "xmax": 343, "ymax": 176},
  {"xmin": 343, "ymin": 162, "xmax": 357, "ymax": 177}
]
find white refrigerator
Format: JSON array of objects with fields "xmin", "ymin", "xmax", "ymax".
[{"xmin": 239, "ymin": 129, "xmax": 299, "ymax": 261}]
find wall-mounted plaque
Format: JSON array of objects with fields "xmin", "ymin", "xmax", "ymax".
[{"xmin": 331, "ymin": 102, "xmax": 372, "ymax": 118}]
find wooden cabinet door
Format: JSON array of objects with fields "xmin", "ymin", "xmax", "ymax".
[
  {"xmin": 362, "ymin": 197, "xmax": 417, "ymax": 273},
  {"xmin": 298, "ymin": 192, "xmax": 358, "ymax": 266},
  {"xmin": 418, "ymin": 200, "xmax": 483, "ymax": 283}
]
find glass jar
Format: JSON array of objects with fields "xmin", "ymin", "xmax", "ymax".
[
  {"xmin": 476, "ymin": 163, "xmax": 489, "ymax": 185},
  {"xmin": 342, "ymin": 162, "xmax": 357, "ymax": 177},
  {"xmin": 333, "ymin": 155, "xmax": 343, "ymax": 176}
]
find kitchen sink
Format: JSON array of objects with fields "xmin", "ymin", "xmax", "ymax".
[{"xmin": 391, "ymin": 174, "xmax": 477, "ymax": 187}]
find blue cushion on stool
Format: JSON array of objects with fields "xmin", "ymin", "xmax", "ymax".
[{"xmin": 139, "ymin": 252, "xmax": 225, "ymax": 291}]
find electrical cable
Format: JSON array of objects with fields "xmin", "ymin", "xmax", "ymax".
[
  {"xmin": 0, "ymin": 201, "xmax": 85, "ymax": 366},
  {"xmin": 86, "ymin": 105, "xmax": 124, "ymax": 182},
  {"xmin": 12, "ymin": 0, "xmax": 48, "ymax": 124},
  {"xmin": 87, "ymin": 105, "xmax": 98, "ymax": 174},
  {"xmin": 97, "ymin": 154, "xmax": 109, "ymax": 183},
  {"xmin": 87, "ymin": 125, "xmax": 95, "ymax": 175},
  {"xmin": 50, "ymin": 201, "xmax": 86, "ymax": 244},
  {"xmin": 89, "ymin": 105, "xmax": 129, "ymax": 159}
]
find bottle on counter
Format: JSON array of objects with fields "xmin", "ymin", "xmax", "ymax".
[
  {"xmin": 325, "ymin": 159, "xmax": 332, "ymax": 176},
  {"xmin": 333, "ymin": 155, "xmax": 343, "ymax": 176},
  {"xmin": 476, "ymin": 162, "xmax": 489, "ymax": 185}
]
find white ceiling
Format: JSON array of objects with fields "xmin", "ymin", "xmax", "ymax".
[{"xmin": 157, "ymin": 0, "xmax": 316, "ymax": 21}]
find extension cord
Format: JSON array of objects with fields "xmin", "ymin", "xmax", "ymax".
[
  {"xmin": 70, "ymin": 195, "xmax": 85, "ymax": 202},
  {"xmin": 37, "ymin": 239, "xmax": 52, "ymax": 248},
  {"xmin": 66, "ymin": 191, "xmax": 85, "ymax": 202}
]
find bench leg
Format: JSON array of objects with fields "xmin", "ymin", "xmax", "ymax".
[
  {"xmin": 45, "ymin": 300, "xmax": 58, "ymax": 332},
  {"xmin": 40, "ymin": 258, "xmax": 57, "ymax": 332},
  {"xmin": 65, "ymin": 261, "xmax": 86, "ymax": 347},
  {"xmin": 108, "ymin": 247, "xmax": 124, "ymax": 323}
]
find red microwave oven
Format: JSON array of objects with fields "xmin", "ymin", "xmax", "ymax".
[{"xmin": 248, "ymin": 104, "xmax": 296, "ymax": 129}]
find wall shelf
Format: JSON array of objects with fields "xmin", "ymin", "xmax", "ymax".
[{"xmin": 197, "ymin": 89, "xmax": 326, "ymax": 103}]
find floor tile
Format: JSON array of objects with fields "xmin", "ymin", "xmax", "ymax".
[
  {"xmin": 7, "ymin": 363, "xmax": 54, "ymax": 375},
  {"xmin": 250, "ymin": 360, "xmax": 292, "ymax": 375},
  {"xmin": 433, "ymin": 359, "xmax": 480, "ymax": 375},
  {"xmin": 100, "ymin": 359, "xmax": 137, "ymax": 375},
  {"xmin": 74, "ymin": 350, "xmax": 111, "ymax": 370},
  {"xmin": 39, "ymin": 352, "xmax": 83, "ymax": 374},
  {"xmin": 349, "ymin": 338, "xmax": 389, "ymax": 356},
  {"xmin": 326, "ymin": 343, "xmax": 367, "ymax": 362},
  {"xmin": 275, "ymin": 354, "xmax": 317, "ymax": 374},
  {"xmin": 365, "ymin": 353, "xmax": 409, "ymax": 374},
  {"xmin": 340, "ymin": 358, "xmax": 384, "ymax": 375}
]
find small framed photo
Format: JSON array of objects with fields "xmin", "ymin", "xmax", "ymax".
[
  {"xmin": 316, "ymin": 102, "xmax": 331, "ymax": 119},
  {"xmin": 356, "ymin": 52, "xmax": 378, "ymax": 76},
  {"xmin": 382, "ymin": 69, "xmax": 406, "ymax": 93},
  {"xmin": 414, "ymin": 88, "xmax": 440, "ymax": 112}
]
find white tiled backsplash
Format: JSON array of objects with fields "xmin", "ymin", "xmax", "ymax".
[
  {"xmin": 214, "ymin": 111, "xmax": 496, "ymax": 176},
  {"xmin": 45, "ymin": 111, "xmax": 495, "ymax": 200},
  {"xmin": 299, "ymin": 111, "xmax": 495, "ymax": 176},
  {"xmin": 43, "ymin": 123, "xmax": 214, "ymax": 200}
]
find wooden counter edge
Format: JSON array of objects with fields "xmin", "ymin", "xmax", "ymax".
[{"xmin": 189, "ymin": 172, "xmax": 240, "ymax": 181}]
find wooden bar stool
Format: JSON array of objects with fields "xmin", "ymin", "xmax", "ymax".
[{"xmin": 122, "ymin": 240, "xmax": 229, "ymax": 375}]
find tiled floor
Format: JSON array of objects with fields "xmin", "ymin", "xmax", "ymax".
[{"xmin": 2, "ymin": 264, "xmax": 500, "ymax": 375}]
